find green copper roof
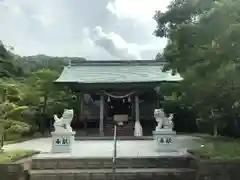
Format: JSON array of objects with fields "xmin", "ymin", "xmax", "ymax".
[{"xmin": 55, "ymin": 60, "xmax": 183, "ymax": 84}]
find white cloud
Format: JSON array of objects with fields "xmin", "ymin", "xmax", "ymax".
[
  {"xmin": 91, "ymin": 26, "xmax": 142, "ymax": 60},
  {"xmin": 107, "ymin": 0, "xmax": 168, "ymax": 22},
  {"xmin": 89, "ymin": 26, "xmax": 163, "ymax": 60},
  {"xmin": 0, "ymin": 0, "xmax": 171, "ymax": 59}
]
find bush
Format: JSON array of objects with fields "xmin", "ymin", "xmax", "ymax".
[
  {"xmin": 6, "ymin": 122, "xmax": 30, "ymax": 134},
  {"xmin": 0, "ymin": 119, "xmax": 31, "ymax": 140},
  {"xmin": 0, "ymin": 119, "xmax": 11, "ymax": 129}
]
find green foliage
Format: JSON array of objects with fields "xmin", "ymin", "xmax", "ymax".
[
  {"xmin": 24, "ymin": 68, "xmax": 73, "ymax": 116},
  {"xmin": 0, "ymin": 149, "xmax": 37, "ymax": 163},
  {"xmin": 0, "ymin": 101, "xmax": 28, "ymax": 121},
  {"xmin": 18, "ymin": 54, "xmax": 86, "ymax": 74},
  {"xmin": 154, "ymin": 0, "xmax": 240, "ymax": 136},
  {"xmin": 0, "ymin": 41, "xmax": 23, "ymax": 77},
  {"xmin": 198, "ymin": 136, "xmax": 240, "ymax": 159},
  {"xmin": 0, "ymin": 119, "xmax": 31, "ymax": 140},
  {"xmin": 0, "ymin": 40, "xmax": 83, "ymax": 140}
]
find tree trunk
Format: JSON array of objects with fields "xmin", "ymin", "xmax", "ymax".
[
  {"xmin": 40, "ymin": 94, "xmax": 48, "ymax": 136},
  {"xmin": 211, "ymin": 110, "xmax": 218, "ymax": 137},
  {"xmin": 213, "ymin": 123, "xmax": 218, "ymax": 137},
  {"xmin": 42, "ymin": 94, "xmax": 48, "ymax": 116}
]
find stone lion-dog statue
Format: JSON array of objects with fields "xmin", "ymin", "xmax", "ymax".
[{"xmin": 53, "ymin": 109, "xmax": 73, "ymax": 132}]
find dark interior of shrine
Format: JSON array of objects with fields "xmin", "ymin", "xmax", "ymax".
[
  {"xmin": 107, "ymin": 98, "xmax": 132, "ymax": 117},
  {"xmin": 70, "ymin": 91, "xmax": 158, "ymax": 136}
]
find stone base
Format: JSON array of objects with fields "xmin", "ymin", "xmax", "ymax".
[
  {"xmin": 153, "ymin": 129, "xmax": 177, "ymax": 152},
  {"xmin": 51, "ymin": 131, "xmax": 75, "ymax": 153}
]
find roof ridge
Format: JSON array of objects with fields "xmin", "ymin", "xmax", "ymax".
[{"xmin": 69, "ymin": 60, "xmax": 167, "ymax": 67}]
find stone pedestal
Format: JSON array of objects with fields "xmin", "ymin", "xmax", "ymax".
[
  {"xmin": 153, "ymin": 129, "xmax": 177, "ymax": 152},
  {"xmin": 51, "ymin": 131, "xmax": 75, "ymax": 153}
]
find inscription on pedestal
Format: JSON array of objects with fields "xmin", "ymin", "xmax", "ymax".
[
  {"xmin": 157, "ymin": 137, "xmax": 173, "ymax": 145},
  {"xmin": 54, "ymin": 137, "xmax": 70, "ymax": 146}
]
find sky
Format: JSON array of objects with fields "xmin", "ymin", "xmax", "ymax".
[{"xmin": 0, "ymin": 0, "xmax": 171, "ymax": 60}]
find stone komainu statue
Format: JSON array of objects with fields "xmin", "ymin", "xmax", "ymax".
[
  {"xmin": 53, "ymin": 109, "xmax": 74, "ymax": 132},
  {"xmin": 154, "ymin": 109, "xmax": 174, "ymax": 130},
  {"xmin": 154, "ymin": 109, "xmax": 166, "ymax": 129}
]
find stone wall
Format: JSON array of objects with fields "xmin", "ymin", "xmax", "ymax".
[
  {"xmin": 198, "ymin": 159, "xmax": 240, "ymax": 180},
  {"xmin": 0, "ymin": 163, "xmax": 29, "ymax": 180},
  {"xmin": 0, "ymin": 154, "xmax": 34, "ymax": 180},
  {"xmin": 1, "ymin": 157, "xmax": 240, "ymax": 180}
]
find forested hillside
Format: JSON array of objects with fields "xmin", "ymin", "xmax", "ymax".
[
  {"xmin": 0, "ymin": 41, "xmax": 85, "ymax": 140},
  {"xmin": 17, "ymin": 55, "xmax": 86, "ymax": 73}
]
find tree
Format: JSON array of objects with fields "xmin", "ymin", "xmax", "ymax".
[
  {"xmin": 25, "ymin": 69, "xmax": 59, "ymax": 115},
  {"xmin": 0, "ymin": 41, "xmax": 23, "ymax": 77},
  {"xmin": 154, "ymin": 0, "xmax": 240, "ymax": 136},
  {"xmin": 0, "ymin": 40, "xmax": 84, "ymax": 138},
  {"xmin": 24, "ymin": 68, "xmax": 75, "ymax": 134}
]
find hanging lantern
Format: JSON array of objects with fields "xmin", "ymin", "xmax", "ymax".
[
  {"xmin": 128, "ymin": 96, "xmax": 131, "ymax": 102},
  {"xmin": 107, "ymin": 96, "xmax": 110, "ymax": 102}
]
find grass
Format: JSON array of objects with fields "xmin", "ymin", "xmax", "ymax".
[
  {"xmin": 197, "ymin": 136, "xmax": 240, "ymax": 159},
  {"xmin": 0, "ymin": 149, "xmax": 38, "ymax": 163}
]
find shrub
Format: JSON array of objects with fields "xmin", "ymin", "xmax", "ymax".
[
  {"xmin": 0, "ymin": 119, "xmax": 11, "ymax": 129},
  {"xmin": 0, "ymin": 119, "xmax": 31, "ymax": 140},
  {"xmin": 6, "ymin": 121, "xmax": 30, "ymax": 134}
]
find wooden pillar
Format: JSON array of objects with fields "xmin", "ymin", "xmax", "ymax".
[
  {"xmin": 156, "ymin": 99, "xmax": 159, "ymax": 109},
  {"xmin": 135, "ymin": 95, "xmax": 140, "ymax": 122},
  {"xmin": 79, "ymin": 93, "xmax": 87, "ymax": 133},
  {"xmin": 99, "ymin": 95, "xmax": 104, "ymax": 136},
  {"xmin": 80, "ymin": 94, "xmax": 84, "ymax": 116},
  {"xmin": 131, "ymin": 99, "xmax": 135, "ymax": 121}
]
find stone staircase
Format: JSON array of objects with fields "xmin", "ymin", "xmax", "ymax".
[{"xmin": 30, "ymin": 154, "xmax": 198, "ymax": 180}]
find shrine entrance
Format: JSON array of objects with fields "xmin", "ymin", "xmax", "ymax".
[
  {"xmin": 105, "ymin": 91, "xmax": 134, "ymax": 122},
  {"xmin": 107, "ymin": 98, "xmax": 131, "ymax": 118},
  {"xmin": 54, "ymin": 60, "xmax": 182, "ymax": 137},
  {"xmin": 104, "ymin": 91, "xmax": 136, "ymax": 136}
]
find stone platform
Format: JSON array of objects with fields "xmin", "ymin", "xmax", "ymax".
[
  {"xmin": 4, "ymin": 137, "xmax": 200, "ymax": 180},
  {"xmin": 4, "ymin": 136, "xmax": 200, "ymax": 156}
]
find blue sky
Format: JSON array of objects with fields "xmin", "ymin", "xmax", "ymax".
[{"xmin": 0, "ymin": 0, "xmax": 170, "ymax": 60}]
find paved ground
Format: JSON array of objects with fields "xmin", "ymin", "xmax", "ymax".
[{"xmin": 3, "ymin": 136, "xmax": 200, "ymax": 158}]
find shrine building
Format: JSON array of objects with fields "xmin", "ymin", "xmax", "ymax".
[{"xmin": 55, "ymin": 60, "xmax": 182, "ymax": 136}]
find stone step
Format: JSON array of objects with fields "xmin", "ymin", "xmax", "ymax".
[
  {"xmin": 30, "ymin": 168, "xmax": 197, "ymax": 180},
  {"xmin": 32, "ymin": 156, "xmax": 197, "ymax": 170}
]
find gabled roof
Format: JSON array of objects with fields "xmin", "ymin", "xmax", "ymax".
[{"xmin": 55, "ymin": 60, "xmax": 183, "ymax": 84}]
